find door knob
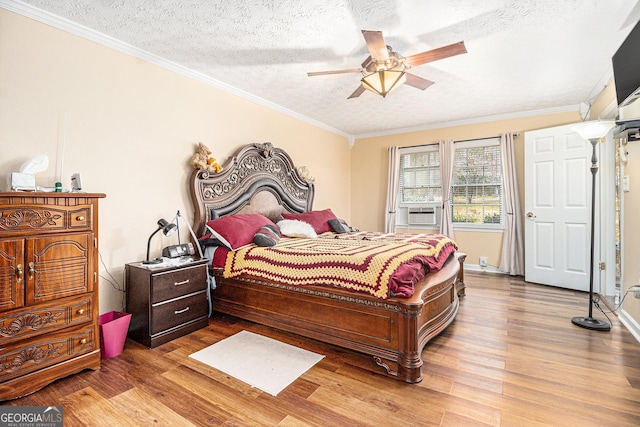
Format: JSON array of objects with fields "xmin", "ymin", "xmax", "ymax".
[{"xmin": 527, "ymin": 212, "xmax": 536, "ymax": 218}]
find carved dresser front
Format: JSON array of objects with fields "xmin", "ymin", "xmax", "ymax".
[{"xmin": 0, "ymin": 192, "xmax": 105, "ymax": 400}]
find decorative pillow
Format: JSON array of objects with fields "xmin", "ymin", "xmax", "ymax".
[
  {"xmin": 281, "ymin": 209, "xmax": 337, "ymax": 234},
  {"xmin": 253, "ymin": 224, "xmax": 281, "ymax": 247},
  {"xmin": 328, "ymin": 218, "xmax": 356, "ymax": 233},
  {"xmin": 206, "ymin": 214, "xmax": 276, "ymax": 250},
  {"xmin": 277, "ymin": 219, "xmax": 317, "ymax": 238}
]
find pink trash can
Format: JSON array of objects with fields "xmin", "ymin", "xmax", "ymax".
[{"xmin": 99, "ymin": 311, "xmax": 131, "ymax": 359}]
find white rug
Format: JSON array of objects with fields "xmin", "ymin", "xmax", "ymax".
[{"xmin": 189, "ymin": 330, "xmax": 324, "ymax": 396}]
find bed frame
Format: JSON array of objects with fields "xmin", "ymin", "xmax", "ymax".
[{"xmin": 190, "ymin": 142, "xmax": 465, "ymax": 383}]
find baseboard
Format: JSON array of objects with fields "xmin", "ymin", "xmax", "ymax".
[
  {"xmin": 465, "ymin": 264, "xmax": 504, "ymax": 274},
  {"xmin": 619, "ymin": 309, "xmax": 640, "ymax": 344}
]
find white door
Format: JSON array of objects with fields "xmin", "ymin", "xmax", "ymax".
[{"xmin": 524, "ymin": 124, "xmax": 595, "ymax": 291}]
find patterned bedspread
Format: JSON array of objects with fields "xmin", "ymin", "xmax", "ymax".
[{"xmin": 222, "ymin": 233, "xmax": 457, "ymax": 299}]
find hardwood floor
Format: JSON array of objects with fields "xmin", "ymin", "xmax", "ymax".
[{"xmin": 5, "ymin": 272, "xmax": 640, "ymax": 426}]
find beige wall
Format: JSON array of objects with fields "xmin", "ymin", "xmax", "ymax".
[
  {"xmin": 350, "ymin": 111, "xmax": 581, "ymax": 268},
  {"xmin": 0, "ymin": 9, "xmax": 351, "ymax": 313},
  {"xmin": 622, "ymin": 133, "xmax": 640, "ymax": 324}
]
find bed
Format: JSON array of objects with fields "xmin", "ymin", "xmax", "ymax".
[{"xmin": 189, "ymin": 142, "xmax": 466, "ymax": 383}]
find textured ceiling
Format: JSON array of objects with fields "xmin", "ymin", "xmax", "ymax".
[{"xmin": 9, "ymin": 0, "xmax": 640, "ymax": 136}]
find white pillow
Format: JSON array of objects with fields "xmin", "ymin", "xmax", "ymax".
[{"xmin": 277, "ymin": 219, "xmax": 317, "ymax": 238}]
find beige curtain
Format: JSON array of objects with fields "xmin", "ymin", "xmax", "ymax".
[
  {"xmin": 385, "ymin": 146, "xmax": 400, "ymax": 233},
  {"xmin": 439, "ymin": 140, "xmax": 455, "ymax": 238},
  {"xmin": 499, "ymin": 133, "xmax": 524, "ymax": 275}
]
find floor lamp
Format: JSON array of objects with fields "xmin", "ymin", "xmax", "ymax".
[{"xmin": 570, "ymin": 120, "xmax": 616, "ymax": 332}]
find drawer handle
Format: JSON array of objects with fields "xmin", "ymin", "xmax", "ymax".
[
  {"xmin": 28, "ymin": 262, "xmax": 35, "ymax": 280},
  {"xmin": 174, "ymin": 279, "xmax": 190, "ymax": 286},
  {"xmin": 174, "ymin": 307, "xmax": 190, "ymax": 315},
  {"xmin": 79, "ymin": 338, "xmax": 87, "ymax": 345},
  {"xmin": 16, "ymin": 264, "xmax": 23, "ymax": 282},
  {"xmin": 77, "ymin": 309, "xmax": 85, "ymax": 315},
  {"xmin": 76, "ymin": 215, "xmax": 85, "ymax": 221}
]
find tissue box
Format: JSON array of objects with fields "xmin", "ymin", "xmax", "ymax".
[{"xmin": 7, "ymin": 172, "xmax": 36, "ymax": 191}]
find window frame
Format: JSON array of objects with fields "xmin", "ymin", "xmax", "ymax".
[
  {"xmin": 397, "ymin": 145, "xmax": 442, "ymax": 208},
  {"xmin": 450, "ymin": 138, "xmax": 504, "ymax": 231}
]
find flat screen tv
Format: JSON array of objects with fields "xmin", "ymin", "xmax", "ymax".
[{"xmin": 612, "ymin": 20, "xmax": 640, "ymax": 106}]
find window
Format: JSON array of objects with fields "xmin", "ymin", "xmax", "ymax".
[
  {"xmin": 395, "ymin": 139, "xmax": 503, "ymax": 230},
  {"xmin": 451, "ymin": 140, "xmax": 502, "ymax": 227},
  {"xmin": 399, "ymin": 147, "xmax": 442, "ymax": 204}
]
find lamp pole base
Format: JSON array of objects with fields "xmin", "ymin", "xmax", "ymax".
[
  {"xmin": 142, "ymin": 258, "xmax": 163, "ymax": 265},
  {"xmin": 571, "ymin": 316, "xmax": 611, "ymax": 331}
]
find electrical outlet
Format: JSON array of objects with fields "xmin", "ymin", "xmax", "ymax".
[{"xmin": 479, "ymin": 257, "xmax": 488, "ymax": 267}]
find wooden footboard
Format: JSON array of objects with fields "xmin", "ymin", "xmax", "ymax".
[{"xmin": 210, "ymin": 252, "xmax": 465, "ymax": 383}]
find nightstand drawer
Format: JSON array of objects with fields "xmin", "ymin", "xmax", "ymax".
[
  {"xmin": 150, "ymin": 264, "xmax": 207, "ymax": 304},
  {"xmin": 150, "ymin": 291, "xmax": 208, "ymax": 335}
]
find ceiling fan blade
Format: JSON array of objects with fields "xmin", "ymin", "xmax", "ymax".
[
  {"xmin": 307, "ymin": 68, "xmax": 363, "ymax": 77},
  {"xmin": 404, "ymin": 41, "xmax": 467, "ymax": 67},
  {"xmin": 347, "ymin": 84, "xmax": 366, "ymax": 99},
  {"xmin": 362, "ymin": 30, "xmax": 390, "ymax": 63},
  {"xmin": 404, "ymin": 73, "xmax": 435, "ymax": 90}
]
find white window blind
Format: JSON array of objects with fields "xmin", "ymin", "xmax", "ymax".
[
  {"xmin": 451, "ymin": 143, "xmax": 502, "ymax": 226},
  {"xmin": 399, "ymin": 149, "xmax": 442, "ymax": 204}
]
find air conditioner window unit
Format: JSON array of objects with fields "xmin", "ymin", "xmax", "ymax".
[{"xmin": 408, "ymin": 207, "xmax": 436, "ymax": 225}]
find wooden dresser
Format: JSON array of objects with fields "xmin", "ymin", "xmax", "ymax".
[{"xmin": 0, "ymin": 192, "xmax": 105, "ymax": 401}]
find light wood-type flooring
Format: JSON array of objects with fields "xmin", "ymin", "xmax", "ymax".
[{"xmin": 5, "ymin": 272, "xmax": 640, "ymax": 426}]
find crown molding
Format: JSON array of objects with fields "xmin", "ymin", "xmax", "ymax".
[
  {"xmin": 0, "ymin": 0, "xmax": 351, "ymax": 141},
  {"xmin": 353, "ymin": 105, "xmax": 580, "ymax": 140}
]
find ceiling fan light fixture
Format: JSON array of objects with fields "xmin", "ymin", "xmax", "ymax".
[{"xmin": 361, "ymin": 69, "xmax": 406, "ymax": 97}]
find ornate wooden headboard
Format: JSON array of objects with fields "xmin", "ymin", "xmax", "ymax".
[{"xmin": 189, "ymin": 142, "xmax": 315, "ymax": 236}]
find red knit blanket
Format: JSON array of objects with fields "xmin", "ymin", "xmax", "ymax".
[{"xmin": 223, "ymin": 233, "xmax": 457, "ymax": 299}]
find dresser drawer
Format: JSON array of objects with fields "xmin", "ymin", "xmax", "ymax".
[
  {"xmin": 150, "ymin": 291, "xmax": 208, "ymax": 335},
  {"xmin": 0, "ymin": 294, "xmax": 94, "ymax": 344},
  {"xmin": 0, "ymin": 204, "xmax": 92, "ymax": 235},
  {"xmin": 150, "ymin": 264, "xmax": 207, "ymax": 304},
  {"xmin": 0, "ymin": 323, "xmax": 96, "ymax": 383},
  {"xmin": 68, "ymin": 206, "xmax": 92, "ymax": 229}
]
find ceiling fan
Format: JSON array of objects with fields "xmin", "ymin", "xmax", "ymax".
[{"xmin": 307, "ymin": 30, "xmax": 467, "ymax": 99}]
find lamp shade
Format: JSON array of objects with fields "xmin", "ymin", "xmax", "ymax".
[
  {"xmin": 571, "ymin": 121, "xmax": 616, "ymax": 140},
  {"xmin": 361, "ymin": 70, "xmax": 406, "ymax": 97},
  {"xmin": 158, "ymin": 218, "xmax": 177, "ymax": 236}
]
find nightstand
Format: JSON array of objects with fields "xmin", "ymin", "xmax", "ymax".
[{"xmin": 125, "ymin": 258, "xmax": 209, "ymax": 348}]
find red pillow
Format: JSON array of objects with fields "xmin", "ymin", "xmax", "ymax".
[
  {"xmin": 205, "ymin": 214, "xmax": 275, "ymax": 250},
  {"xmin": 281, "ymin": 209, "xmax": 337, "ymax": 234}
]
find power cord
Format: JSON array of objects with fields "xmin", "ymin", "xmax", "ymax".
[
  {"xmin": 98, "ymin": 250, "xmax": 126, "ymax": 312},
  {"xmin": 174, "ymin": 210, "xmax": 213, "ymax": 317},
  {"xmin": 594, "ymin": 286, "xmax": 640, "ymax": 326},
  {"xmin": 591, "ymin": 295, "xmax": 613, "ymax": 328}
]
